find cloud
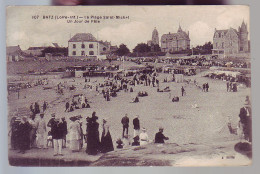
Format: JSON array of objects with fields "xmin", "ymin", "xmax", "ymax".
[
  {"xmin": 216, "ymin": 6, "xmax": 250, "ymax": 30},
  {"xmin": 98, "ymin": 21, "xmax": 150, "ymax": 51},
  {"xmin": 188, "ymin": 21, "xmax": 214, "ymax": 47},
  {"xmin": 6, "ymin": 6, "xmax": 250, "ymax": 50}
]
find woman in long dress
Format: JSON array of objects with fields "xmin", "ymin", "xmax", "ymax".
[
  {"xmin": 100, "ymin": 118, "xmax": 114, "ymax": 153},
  {"xmin": 86, "ymin": 113, "xmax": 100, "ymax": 155},
  {"xmin": 69, "ymin": 117, "xmax": 81, "ymax": 152}
]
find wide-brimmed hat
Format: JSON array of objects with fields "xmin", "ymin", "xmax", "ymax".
[
  {"xmin": 159, "ymin": 127, "xmax": 164, "ymax": 130},
  {"xmin": 141, "ymin": 127, "xmax": 146, "ymax": 131},
  {"xmin": 51, "ymin": 113, "xmax": 56, "ymax": 117}
]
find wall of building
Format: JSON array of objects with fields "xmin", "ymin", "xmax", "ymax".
[
  {"xmin": 224, "ymin": 30, "xmax": 239, "ymax": 54},
  {"xmin": 98, "ymin": 43, "xmax": 110, "ymax": 55},
  {"xmin": 213, "ymin": 33, "xmax": 225, "ymax": 51},
  {"xmin": 239, "ymin": 31, "xmax": 249, "ymax": 52},
  {"xmin": 7, "ymin": 55, "xmax": 20, "ymax": 62},
  {"xmin": 161, "ymin": 35, "xmax": 190, "ymax": 53},
  {"xmin": 68, "ymin": 41, "xmax": 98, "ymax": 57}
]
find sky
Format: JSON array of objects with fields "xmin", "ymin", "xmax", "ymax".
[{"xmin": 6, "ymin": 6, "xmax": 250, "ymax": 51}]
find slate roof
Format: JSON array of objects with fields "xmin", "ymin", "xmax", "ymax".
[
  {"xmin": 69, "ymin": 33, "xmax": 97, "ymax": 42},
  {"xmin": 6, "ymin": 46, "xmax": 22, "ymax": 55}
]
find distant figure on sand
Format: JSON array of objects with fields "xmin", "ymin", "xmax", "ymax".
[
  {"xmin": 43, "ymin": 101, "xmax": 48, "ymax": 112},
  {"xmin": 65, "ymin": 101, "xmax": 70, "ymax": 112},
  {"xmin": 181, "ymin": 86, "xmax": 185, "ymax": 96},
  {"xmin": 205, "ymin": 83, "xmax": 209, "ymax": 92},
  {"xmin": 227, "ymin": 82, "xmax": 230, "ymax": 92},
  {"xmin": 131, "ymin": 96, "xmax": 139, "ymax": 103}
]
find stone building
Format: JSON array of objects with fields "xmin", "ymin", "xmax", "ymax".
[
  {"xmin": 212, "ymin": 21, "xmax": 249, "ymax": 57},
  {"xmin": 6, "ymin": 45, "xmax": 24, "ymax": 62},
  {"xmin": 68, "ymin": 33, "xmax": 111, "ymax": 57},
  {"xmin": 147, "ymin": 27, "xmax": 159, "ymax": 46},
  {"xmin": 161, "ymin": 25, "xmax": 190, "ymax": 53}
]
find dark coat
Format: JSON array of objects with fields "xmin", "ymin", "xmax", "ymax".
[
  {"xmin": 121, "ymin": 116, "xmax": 129, "ymax": 127},
  {"xmin": 100, "ymin": 129, "xmax": 114, "ymax": 153},
  {"xmin": 239, "ymin": 107, "xmax": 248, "ymax": 124},
  {"xmin": 239, "ymin": 106, "xmax": 252, "ymax": 142},
  {"xmin": 47, "ymin": 118, "xmax": 55, "ymax": 128},
  {"xmin": 17, "ymin": 122, "xmax": 31, "ymax": 150},
  {"xmin": 51, "ymin": 121, "xmax": 63, "ymax": 139},
  {"xmin": 86, "ymin": 121, "xmax": 100, "ymax": 155},
  {"xmin": 155, "ymin": 132, "xmax": 168, "ymax": 144},
  {"xmin": 133, "ymin": 118, "xmax": 140, "ymax": 130},
  {"xmin": 59, "ymin": 121, "xmax": 68, "ymax": 136}
]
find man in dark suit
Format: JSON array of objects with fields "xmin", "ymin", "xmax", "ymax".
[
  {"xmin": 51, "ymin": 118, "xmax": 64, "ymax": 156},
  {"xmin": 121, "ymin": 114, "xmax": 129, "ymax": 138},
  {"xmin": 60, "ymin": 117, "xmax": 68, "ymax": 148}
]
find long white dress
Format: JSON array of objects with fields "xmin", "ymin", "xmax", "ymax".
[
  {"xmin": 69, "ymin": 121, "xmax": 81, "ymax": 151},
  {"xmin": 36, "ymin": 118, "xmax": 47, "ymax": 148},
  {"xmin": 139, "ymin": 132, "xmax": 149, "ymax": 146}
]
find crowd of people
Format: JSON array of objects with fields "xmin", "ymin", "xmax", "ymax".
[
  {"xmin": 8, "ymin": 63, "xmax": 251, "ymax": 161},
  {"xmin": 9, "ymin": 111, "xmax": 170, "ymax": 156},
  {"xmin": 65, "ymin": 94, "xmax": 90, "ymax": 112},
  {"xmin": 226, "ymin": 81, "xmax": 238, "ymax": 92}
]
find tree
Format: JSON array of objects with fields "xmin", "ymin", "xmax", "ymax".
[
  {"xmin": 41, "ymin": 47, "xmax": 68, "ymax": 56},
  {"xmin": 189, "ymin": 42, "xmax": 213, "ymax": 55},
  {"xmin": 133, "ymin": 43, "xmax": 151, "ymax": 53},
  {"xmin": 151, "ymin": 44, "xmax": 161, "ymax": 52},
  {"xmin": 115, "ymin": 44, "xmax": 130, "ymax": 56}
]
